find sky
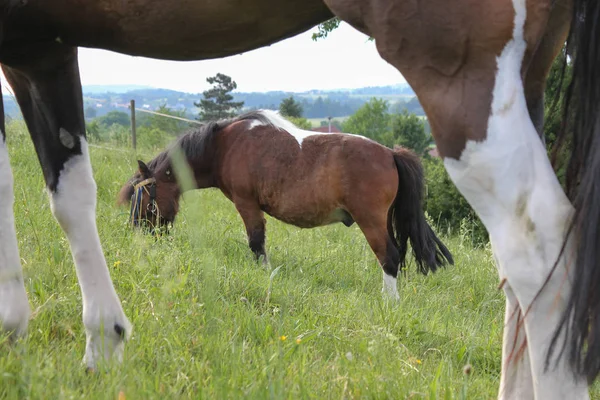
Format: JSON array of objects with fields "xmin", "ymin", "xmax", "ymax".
[{"xmin": 2, "ymin": 22, "xmax": 405, "ymax": 95}]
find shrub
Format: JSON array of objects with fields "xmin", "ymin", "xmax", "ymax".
[{"xmin": 423, "ymin": 157, "xmax": 488, "ymax": 246}]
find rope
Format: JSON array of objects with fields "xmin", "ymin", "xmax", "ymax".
[
  {"xmin": 134, "ymin": 108, "xmax": 203, "ymax": 125},
  {"xmin": 88, "ymin": 143, "xmax": 153, "ymax": 158},
  {"xmin": 88, "ymin": 143, "xmax": 133, "ymax": 154}
]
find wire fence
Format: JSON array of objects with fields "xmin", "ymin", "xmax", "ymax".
[{"xmin": 128, "ymin": 100, "xmax": 202, "ymax": 149}]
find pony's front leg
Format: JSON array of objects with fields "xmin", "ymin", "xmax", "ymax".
[
  {"xmin": 0, "ymin": 133, "xmax": 30, "ymax": 337},
  {"xmin": 3, "ymin": 46, "xmax": 130, "ymax": 368}
]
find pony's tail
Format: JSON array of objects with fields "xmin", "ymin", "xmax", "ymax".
[
  {"xmin": 548, "ymin": 0, "xmax": 600, "ymax": 384},
  {"xmin": 389, "ymin": 147, "xmax": 453, "ymax": 274}
]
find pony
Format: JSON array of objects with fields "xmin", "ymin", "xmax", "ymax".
[
  {"xmin": 1, "ymin": 0, "xmax": 600, "ymax": 397},
  {"xmin": 118, "ymin": 110, "xmax": 454, "ymax": 299}
]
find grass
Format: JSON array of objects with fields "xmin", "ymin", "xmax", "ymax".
[{"xmin": 1, "ymin": 120, "xmax": 598, "ymax": 399}]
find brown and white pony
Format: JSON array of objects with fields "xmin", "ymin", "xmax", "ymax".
[
  {"xmin": 2, "ymin": 0, "xmax": 600, "ymax": 397},
  {"xmin": 118, "ymin": 110, "xmax": 454, "ymax": 298}
]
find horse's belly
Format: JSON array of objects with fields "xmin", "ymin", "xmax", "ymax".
[{"xmin": 262, "ymin": 203, "xmax": 352, "ymax": 229}]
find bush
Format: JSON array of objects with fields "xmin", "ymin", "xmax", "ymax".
[
  {"xmin": 136, "ymin": 126, "xmax": 176, "ymax": 149},
  {"xmin": 423, "ymin": 157, "xmax": 488, "ymax": 246},
  {"xmin": 286, "ymin": 116, "xmax": 312, "ymax": 130}
]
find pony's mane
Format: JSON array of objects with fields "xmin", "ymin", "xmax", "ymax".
[{"xmin": 147, "ymin": 110, "xmax": 291, "ymax": 173}]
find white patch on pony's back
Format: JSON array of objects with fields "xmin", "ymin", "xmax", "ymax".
[
  {"xmin": 50, "ymin": 140, "xmax": 131, "ymax": 368},
  {"xmin": 0, "ymin": 137, "xmax": 30, "ymax": 336},
  {"xmin": 255, "ymin": 109, "xmax": 321, "ymax": 147},
  {"xmin": 443, "ymin": 0, "xmax": 588, "ymax": 398},
  {"xmin": 248, "ymin": 119, "xmax": 265, "ymax": 129},
  {"xmin": 254, "ymin": 109, "xmax": 373, "ymax": 147}
]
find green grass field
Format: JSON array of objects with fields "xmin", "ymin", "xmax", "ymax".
[{"xmin": 1, "ymin": 121, "xmax": 598, "ymax": 399}]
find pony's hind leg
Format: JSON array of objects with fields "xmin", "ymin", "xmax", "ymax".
[
  {"xmin": 353, "ymin": 215, "xmax": 401, "ymax": 300},
  {"xmin": 2, "ymin": 45, "xmax": 130, "ymax": 368},
  {"xmin": 234, "ymin": 200, "xmax": 268, "ymax": 265},
  {"xmin": 0, "ymin": 115, "xmax": 30, "ymax": 337}
]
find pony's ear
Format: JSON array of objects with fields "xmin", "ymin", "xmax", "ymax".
[{"xmin": 138, "ymin": 160, "xmax": 152, "ymax": 178}]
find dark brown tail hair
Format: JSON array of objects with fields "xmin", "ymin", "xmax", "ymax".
[
  {"xmin": 389, "ymin": 147, "xmax": 453, "ymax": 274},
  {"xmin": 548, "ymin": 0, "xmax": 600, "ymax": 383}
]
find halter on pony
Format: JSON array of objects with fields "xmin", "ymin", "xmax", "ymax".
[{"xmin": 129, "ymin": 177, "xmax": 158, "ymax": 227}]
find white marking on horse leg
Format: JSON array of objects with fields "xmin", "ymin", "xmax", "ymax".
[
  {"xmin": 498, "ymin": 282, "xmax": 533, "ymax": 400},
  {"xmin": 0, "ymin": 138, "xmax": 30, "ymax": 336},
  {"xmin": 382, "ymin": 271, "xmax": 399, "ymax": 300},
  {"xmin": 444, "ymin": 0, "xmax": 589, "ymax": 397},
  {"xmin": 50, "ymin": 140, "xmax": 131, "ymax": 368}
]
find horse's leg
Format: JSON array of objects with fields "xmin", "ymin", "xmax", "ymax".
[
  {"xmin": 523, "ymin": 0, "xmax": 571, "ymax": 137},
  {"xmin": 351, "ymin": 213, "xmax": 400, "ymax": 300},
  {"xmin": 233, "ymin": 200, "xmax": 268, "ymax": 265},
  {"xmin": 324, "ymin": 0, "xmax": 586, "ymax": 396},
  {"xmin": 431, "ymin": 34, "xmax": 586, "ymax": 400},
  {"xmin": 0, "ymin": 80, "xmax": 31, "ymax": 337},
  {"xmin": 498, "ymin": 283, "xmax": 534, "ymax": 399},
  {"xmin": 2, "ymin": 45, "xmax": 130, "ymax": 368}
]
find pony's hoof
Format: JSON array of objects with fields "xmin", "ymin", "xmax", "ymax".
[{"xmin": 258, "ymin": 254, "xmax": 271, "ymax": 269}]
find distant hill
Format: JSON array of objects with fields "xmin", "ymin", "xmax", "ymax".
[
  {"xmin": 4, "ymin": 83, "xmax": 424, "ymax": 120},
  {"xmin": 82, "ymin": 84, "xmax": 154, "ymax": 94}
]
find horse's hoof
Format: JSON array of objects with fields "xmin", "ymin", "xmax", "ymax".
[
  {"xmin": 0, "ymin": 277, "xmax": 31, "ymax": 338},
  {"xmin": 82, "ymin": 305, "xmax": 131, "ymax": 369}
]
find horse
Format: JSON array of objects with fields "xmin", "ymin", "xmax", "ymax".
[
  {"xmin": 1, "ymin": 0, "xmax": 599, "ymax": 397},
  {"xmin": 117, "ymin": 110, "xmax": 454, "ymax": 298}
]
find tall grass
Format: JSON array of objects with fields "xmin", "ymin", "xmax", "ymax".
[{"xmin": 1, "ymin": 120, "xmax": 597, "ymax": 399}]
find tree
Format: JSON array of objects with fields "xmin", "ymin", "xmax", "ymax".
[
  {"xmin": 84, "ymin": 106, "xmax": 97, "ymax": 119},
  {"xmin": 279, "ymin": 96, "xmax": 304, "ymax": 118},
  {"xmin": 312, "ymin": 17, "xmax": 373, "ymax": 42},
  {"xmin": 97, "ymin": 111, "xmax": 130, "ymax": 127},
  {"xmin": 312, "ymin": 18, "xmax": 341, "ymax": 41},
  {"xmin": 285, "ymin": 116, "xmax": 312, "ymax": 130},
  {"xmin": 342, "ymin": 98, "xmax": 391, "ymax": 142},
  {"xmin": 389, "ymin": 110, "xmax": 432, "ymax": 155},
  {"xmin": 195, "ymin": 73, "xmax": 244, "ymax": 121}
]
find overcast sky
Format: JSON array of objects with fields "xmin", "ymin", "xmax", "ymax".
[{"xmin": 2, "ymin": 22, "xmax": 406, "ymax": 95}]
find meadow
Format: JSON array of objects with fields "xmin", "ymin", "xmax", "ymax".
[{"xmin": 1, "ymin": 120, "xmax": 598, "ymax": 399}]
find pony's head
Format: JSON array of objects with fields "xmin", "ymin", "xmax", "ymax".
[{"xmin": 118, "ymin": 158, "xmax": 181, "ymax": 231}]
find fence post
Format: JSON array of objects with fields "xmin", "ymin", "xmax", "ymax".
[{"xmin": 130, "ymin": 99, "xmax": 137, "ymax": 149}]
